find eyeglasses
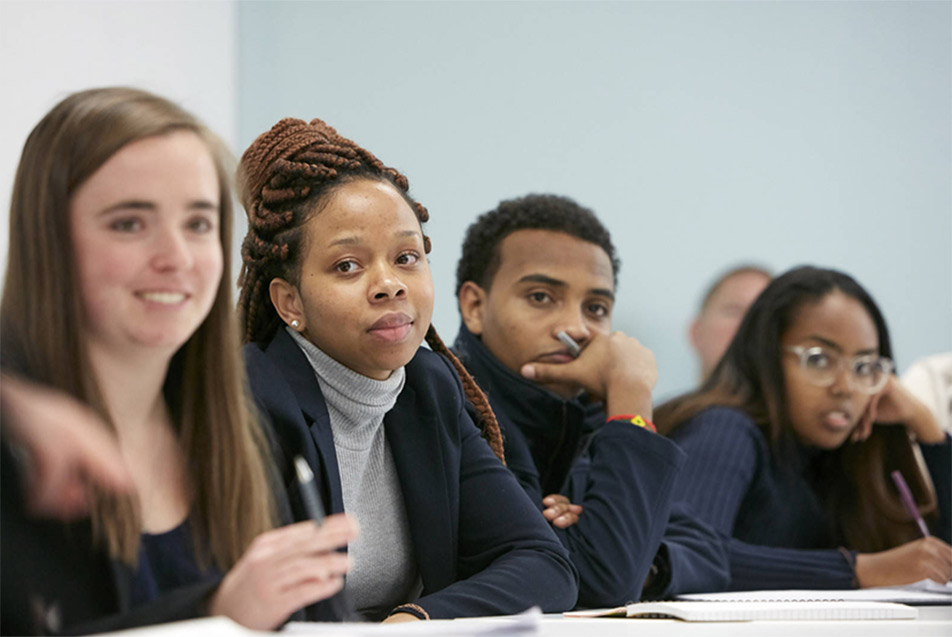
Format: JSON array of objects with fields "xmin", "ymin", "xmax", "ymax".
[{"xmin": 784, "ymin": 345, "xmax": 893, "ymax": 394}]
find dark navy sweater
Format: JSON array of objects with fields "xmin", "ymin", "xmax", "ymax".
[
  {"xmin": 670, "ymin": 406, "xmax": 952, "ymax": 590},
  {"xmin": 454, "ymin": 325, "xmax": 729, "ymax": 605}
]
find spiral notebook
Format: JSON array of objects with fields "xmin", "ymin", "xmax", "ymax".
[
  {"xmin": 677, "ymin": 580, "xmax": 952, "ymax": 606},
  {"xmin": 564, "ymin": 600, "xmax": 918, "ymax": 622}
]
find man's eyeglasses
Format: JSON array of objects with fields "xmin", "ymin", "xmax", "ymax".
[{"xmin": 784, "ymin": 345, "xmax": 893, "ymax": 395}]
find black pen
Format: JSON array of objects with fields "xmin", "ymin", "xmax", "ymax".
[
  {"xmin": 294, "ymin": 455, "xmax": 326, "ymax": 525},
  {"xmin": 294, "ymin": 455, "xmax": 359, "ymax": 621}
]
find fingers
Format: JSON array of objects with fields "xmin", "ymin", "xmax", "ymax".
[
  {"xmin": 924, "ymin": 537, "xmax": 952, "ymax": 582},
  {"xmin": 29, "ymin": 467, "xmax": 91, "ymax": 518},
  {"xmin": 521, "ymin": 361, "xmax": 573, "ymax": 384},
  {"xmin": 281, "ymin": 577, "xmax": 346, "ymax": 617},
  {"xmin": 250, "ymin": 516, "xmax": 358, "ymax": 567},
  {"xmin": 272, "ymin": 552, "xmax": 351, "ymax": 593},
  {"xmin": 213, "ymin": 518, "xmax": 359, "ymax": 630},
  {"xmin": 67, "ymin": 412, "xmax": 134, "ymax": 493},
  {"xmin": 853, "ymin": 393, "xmax": 880, "ymax": 442},
  {"xmin": 542, "ymin": 494, "xmax": 583, "ymax": 528},
  {"xmin": 2, "ymin": 376, "xmax": 132, "ymax": 519}
]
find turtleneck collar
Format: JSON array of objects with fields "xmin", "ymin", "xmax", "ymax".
[{"xmin": 288, "ymin": 327, "xmax": 405, "ymax": 446}]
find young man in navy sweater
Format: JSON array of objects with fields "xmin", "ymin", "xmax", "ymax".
[{"xmin": 453, "ymin": 194, "xmax": 728, "ymax": 606}]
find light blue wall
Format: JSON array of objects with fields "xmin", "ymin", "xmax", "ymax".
[{"xmin": 238, "ymin": 1, "xmax": 951, "ymax": 401}]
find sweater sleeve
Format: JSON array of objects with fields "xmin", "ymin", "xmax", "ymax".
[
  {"xmin": 556, "ymin": 421, "xmax": 685, "ymax": 607},
  {"xmin": 651, "ymin": 503, "xmax": 730, "ymax": 598},
  {"xmin": 669, "ymin": 408, "xmax": 762, "ymax": 536},
  {"xmin": 670, "ymin": 408, "xmax": 856, "ymax": 591},
  {"xmin": 727, "ymin": 540, "xmax": 855, "ymax": 590},
  {"xmin": 919, "ymin": 433, "xmax": 952, "ymax": 543}
]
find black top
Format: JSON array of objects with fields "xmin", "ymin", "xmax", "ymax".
[
  {"xmin": 453, "ymin": 324, "xmax": 729, "ymax": 605},
  {"xmin": 670, "ymin": 406, "xmax": 952, "ymax": 590}
]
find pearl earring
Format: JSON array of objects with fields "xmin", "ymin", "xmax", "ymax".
[{"xmin": 291, "ymin": 320, "xmax": 300, "ymax": 329}]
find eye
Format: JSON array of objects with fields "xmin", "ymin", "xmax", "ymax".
[
  {"xmin": 109, "ymin": 217, "xmax": 143, "ymax": 233},
  {"xmin": 803, "ymin": 349, "xmax": 833, "ymax": 370},
  {"xmin": 527, "ymin": 291, "xmax": 552, "ymax": 305},
  {"xmin": 187, "ymin": 215, "xmax": 216, "ymax": 234},
  {"xmin": 335, "ymin": 259, "xmax": 360, "ymax": 274},
  {"xmin": 396, "ymin": 251, "xmax": 419, "ymax": 265},
  {"xmin": 853, "ymin": 357, "xmax": 880, "ymax": 378},
  {"xmin": 587, "ymin": 302, "xmax": 610, "ymax": 318}
]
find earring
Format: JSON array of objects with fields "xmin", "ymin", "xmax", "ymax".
[{"xmin": 291, "ymin": 320, "xmax": 300, "ymax": 329}]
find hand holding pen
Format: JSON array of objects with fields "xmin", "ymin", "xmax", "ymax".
[{"xmin": 852, "ymin": 472, "xmax": 951, "ymax": 587}]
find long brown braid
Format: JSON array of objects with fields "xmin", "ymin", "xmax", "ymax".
[{"xmin": 237, "ymin": 118, "xmax": 504, "ymax": 461}]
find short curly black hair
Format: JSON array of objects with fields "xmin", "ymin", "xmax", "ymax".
[{"xmin": 455, "ymin": 193, "xmax": 620, "ymax": 295}]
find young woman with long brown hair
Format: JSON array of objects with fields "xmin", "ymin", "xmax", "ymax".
[
  {"xmin": 655, "ymin": 266, "xmax": 951, "ymax": 590},
  {"xmin": 1, "ymin": 88, "xmax": 357, "ymax": 634},
  {"xmin": 238, "ymin": 117, "xmax": 578, "ymax": 622}
]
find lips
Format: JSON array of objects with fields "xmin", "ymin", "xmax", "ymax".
[
  {"xmin": 536, "ymin": 351, "xmax": 576, "ymax": 365},
  {"xmin": 368, "ymin": 312, "xmax": 414, "ymax": 343},
  {"xmin": 822, "ymin": 409, "xmax": 852, "ymax": 430},
  {"xmin": 136, "ymin": 290, "xmax": 189, "ymax": 305}
]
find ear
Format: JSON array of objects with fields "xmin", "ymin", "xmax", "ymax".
[
  {"xmin": 269, "ymin": 278, "xmax": 306, "ymax": 332},
  {"xmin": 458, "ymin": 281, "xmax": 488, "ymax": 336},
  {"xmin": 689, "ymin": 317, "xmax": 703, "ymax": 352}
]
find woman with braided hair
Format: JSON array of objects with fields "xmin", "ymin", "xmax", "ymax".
[{"xmin": 238, "ymin": 117, "xmax": 578, "ymax": 622}]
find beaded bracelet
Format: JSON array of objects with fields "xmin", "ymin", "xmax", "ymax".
[
  {"xmin": 608, "ymin": 413, "xmax": 657, "ymax": 433},
  {"xmin": 388, "ymin": 603, "xmax": 430, "ymax": 621}
]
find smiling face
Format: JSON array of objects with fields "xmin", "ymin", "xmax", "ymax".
[
  {"xmin": 459, "ymin": 229, "xmax": 615, "ymax": 397},
  {"xmin": 274, "ymin": 179, "xmax": 433, "ymax": 380},
  {"xmin": 780, "ymin": 290, "xmax": 879, "ymax": 449},
  {"xmin": 70, "ymin": 131, "xmax": 223, "ymax": 359}
]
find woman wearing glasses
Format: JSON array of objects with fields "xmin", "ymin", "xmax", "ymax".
[{"xmin": 655, "ymin": 266, "xmax": 951, "ymax": 591}]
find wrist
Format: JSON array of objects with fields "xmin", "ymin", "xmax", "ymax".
[
  {"xmin": 608, "ymin": 413, "xmax": 657, "ymax": 434},
  {"xmin": 853, "ymin": 552, "xmax": 882, "ymax": 589},
  {"xmin": 605, "ymin": 379, "xmax": 653, "ymax": 420}
]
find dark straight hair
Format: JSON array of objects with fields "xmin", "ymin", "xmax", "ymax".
[{"xmin": 656, "ymin": 265, "xmax": 937, "ymax": 552}]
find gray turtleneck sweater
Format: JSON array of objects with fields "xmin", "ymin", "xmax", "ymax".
[{"xmin": 289, "ymin": 328, "xmax": 421, "ymax": 621}]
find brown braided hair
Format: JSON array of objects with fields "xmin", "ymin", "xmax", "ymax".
[{"xmin": 237, "ymin": 117, "xmax": 504, "ymax": 461}]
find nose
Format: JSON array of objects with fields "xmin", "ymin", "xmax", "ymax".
[
  {"xmin": 369, "ymin": 264, "xmax": 407, "ymax": 302},
  {"xmin": 555, "ymin": 306, "xmax": 592, "ymax": 347},
  {"xmin": 150, "ymin": 224, "xmax": 193, "ymax": 271},
  {"xmin": 828, "ymin": 360, "xmax": 853, "ymax": 397}
]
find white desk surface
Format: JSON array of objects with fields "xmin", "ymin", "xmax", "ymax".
[
  {"xmin": 102, "ymin": 605, "xmax": 952, "ymax": 637},
  {"xmin": 523, "ymin": 606, "xmax": 952, "ymax": 637}
]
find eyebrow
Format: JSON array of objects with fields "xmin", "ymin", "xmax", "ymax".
[
  {"xmin": 806, "ymin": 335, "xmax": 878, "ymax": 356},
  {"xmin": 99, "ymin": 199, "xmax": 218, "ymax": 215},
  {"xmin": 328, "ymin": 229, "xmax": 421, "ymax": 248},
  {"xmin": 517, "ymin": 273, "xmax": 615, "ymax": 301}
]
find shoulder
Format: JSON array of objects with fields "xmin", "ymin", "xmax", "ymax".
[
  {"xmin": 671, "ymin": 407, "xmax": 767, "ymax": 455},
  {"xmin": 240, "ymin": 340, "xmax": 309, "ymax": 422},
  {"xmin": 405, "ymin": 347, "xmax": 466, "ymax": 409}
]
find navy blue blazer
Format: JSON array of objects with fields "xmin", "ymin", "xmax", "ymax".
[{"xmin": 242, "ymin": 328, "xmax": 578, "ymax": 619}]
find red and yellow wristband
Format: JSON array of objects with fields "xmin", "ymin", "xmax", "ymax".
[{"xmin": 608, "ymin": 413, "xmax": 657, "ymax": 433}]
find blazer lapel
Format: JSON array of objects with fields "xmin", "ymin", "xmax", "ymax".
[
  {"xmin": 266, "ymin": 330, "xmax": 345, "ymax": 516},
  {"xmin": 384, "ymin": 381, "xmax": 456, "ymax": 591}
]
